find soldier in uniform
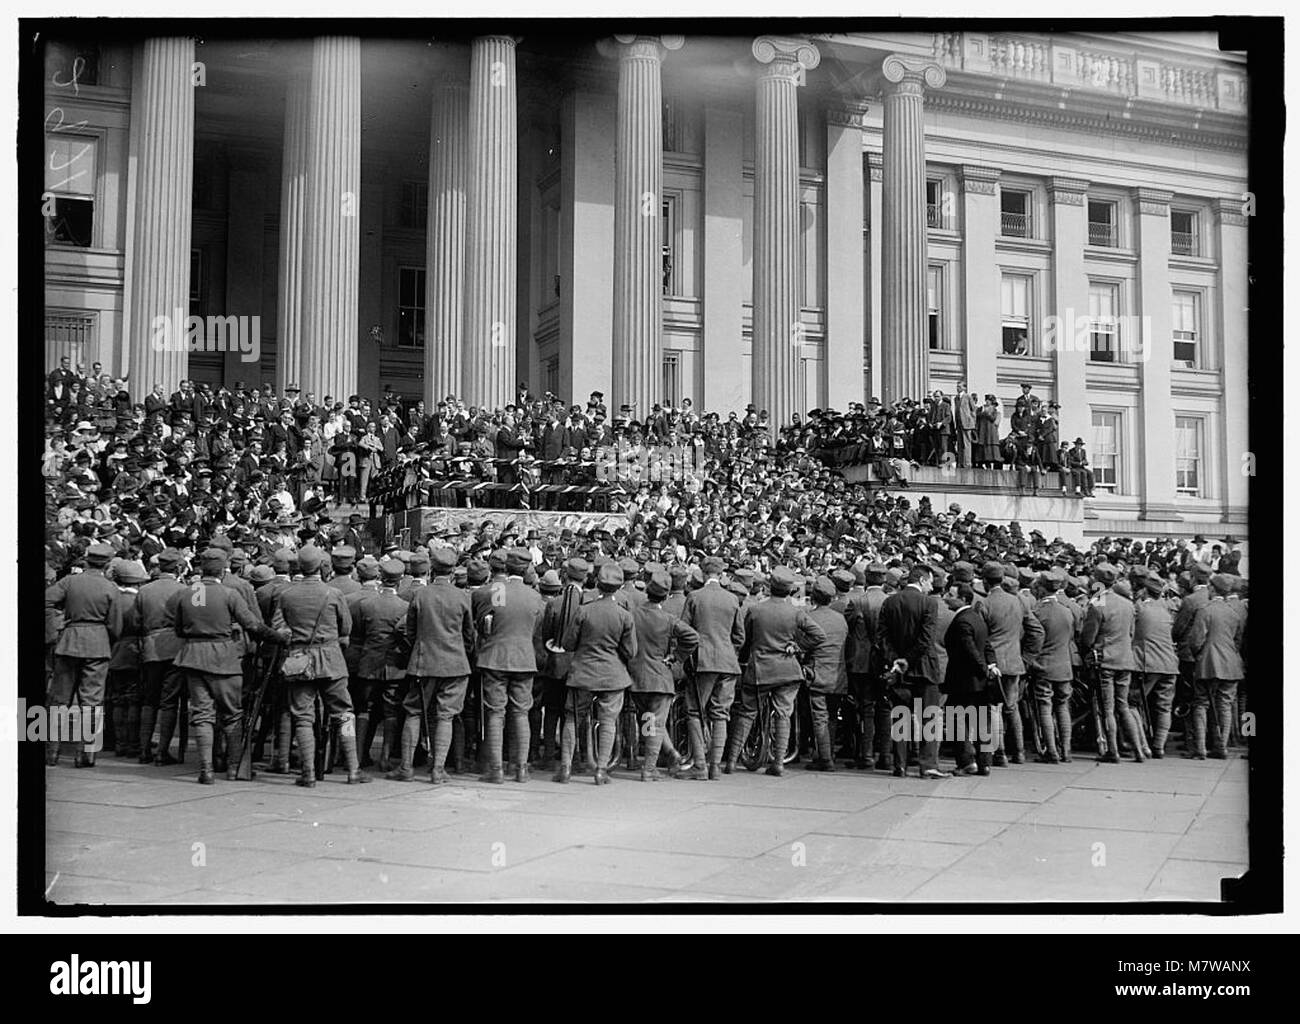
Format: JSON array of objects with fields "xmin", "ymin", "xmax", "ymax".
[
  {"xmin": 172, "ymin": 548, "xmax": 284, "ymax": 783},
  {"xmin": 45, "ymin": 543, "xmax": 123, "ymax": 766},
  {"xmin": 1171, "ymin": 563, "xmax": 1212, "ymax": 751},
  {"xmin": 475, "ymin": 549, "xmax": 544, "ymax": 783},
  {"xmin": 1079, "ymin": 563, "xmax": 1143, "ymax": 763},
  {"xmin": 803, "ymin": 576, "xmax": 848, "ymax": 771},
  {"xmin": 1132, "ymin": 569, "xmax": 1179, "ymax": 757},
  {"xmin": 1030, "ymin": 568, "xmax": 1076, "ymax": 763},
  {"xmin": 978, "ymin": 562, "xmax": 1044, "ymax": 765},
  {"xmin": 724, "ymin": 565, "xmax": 826, "ymax": 777},
  {"xmin": 1185, "ymin": 574, "xmax": 1245, "ymax": 760},
  {"xmin": 270, "ymin": 546, "xmax": 369, "ymax": 786},
  {"xmin": 676, "ymin": 555, "xmax": 744, "ymax": 780},
  {"xmin": 391, "ymin": 549, "xmax": 474, "ymax": 782},
  {"xmin": 328, "ymin": 546, "xmax": 361, "ymax": 596},
  {"xmin": 556, "ymin": 561, "xmax": 637, "ymax": 785},
  {"xmin": 105, "ymin": 560, "xmax": 149, "ymax": 758},
  {"xmin": 844, "ymin": 562, "xmax": 891, "ymax": 769},
  {"xmin": 135, "ymin": 548, "xmax": 188, "ymax": 764},
  {"xmin": 397, "ymin": 550, "xmax": 430, "ymax": 603},
  {"xmin": 536, "ymin": 557, "xmax": 588, "ymax": 771},
  {"xmin": 629, "ymin": 569, "xmax": 699, "ymax": 781},
  {"xmin": 350, "ymin": 557, "xmax": 408, "ymax": 770}
]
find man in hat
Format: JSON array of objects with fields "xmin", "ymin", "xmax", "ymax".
[
  {"xmin": 979, "ymin": 561, "xmax": 1044, "ymax": 766},
  {"xmin": 1079, "ymin": 562, "xmax": 1143, "ymax": 763},
  {"xmin": 44, "ymin": 543, "xmax": 124, "ymax": 766},
  {"xmin": 173, "ymin": 548, "xmax": 286, "ymax": 783},
  {"xmin": 677, "ymin": 555, "xmax": 745, "ymax": 779},
  {"xmin": 723, "ymin": 565, "xmax": 826, "ymax": 777},
  {"xmin": 556, "ymin": 561, "xmax": 637, "ymax": 785},
  {"xmin": 629, "ymin": 569, "xmax": 699, "ymax": 781},
  {"xmin": 535, "ymin": 556, "xmax": 589, "ymax": 770},
  {"xmin": 475, "ymin": 548, "xmax": 545, "ymax": 783},
  {"xmin": 1184, "ymin": 575, "xmax": 1246, "ymax": 760},
  {"xmin": 392, "ymin": 549, "xmax": 474, "ymax": 782},
  {"xmin": 135, "ymin": 548, "xmax": 189, "ymax": 764},
  {"xmin": 1132, "ymin": 569, "xmax": 1179, "ymax": 758},
  {"xmin": 1066, "ymin": 438, "xmax": 1095, "ymax": 497},
  {"xmin": 104, "ymin": 559, "xmax": 150, "ymax": 759},
  {"xmin": 953, "ymin": 383, "xmax": 979, "ymax": 468},
  {"xmin": 1029, "ymin": 569, "xmax": 1077, "ymax": 763},
  {"xmin": 270, "ymin": 546, "xmax": 369, "ymax": 786},
  {"xmin": 844, "ymin": 562, "xmax": 891, "ymax": 769},
  {"xmin": 804, "ymin": 575, "xmax": 848, "ymax": 771}
]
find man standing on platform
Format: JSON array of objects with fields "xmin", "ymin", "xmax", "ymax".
[{"xmin": 953, "ymin": 384, "xmax": 979, "ymax": 469}]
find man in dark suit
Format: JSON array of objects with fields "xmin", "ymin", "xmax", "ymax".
[
  {"xmin": 941, "ymin": 582, "xmax": 999, "ymax": 775},
  {"xmin": 878, "ymin": 563, "xmax": 949, "ymax": 778}
]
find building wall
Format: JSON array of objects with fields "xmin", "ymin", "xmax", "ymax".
[{"xmin": 41, "ymin": 33, "xmax": 1249, "ymax": 540}]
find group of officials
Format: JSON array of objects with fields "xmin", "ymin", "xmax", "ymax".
[{"xmin": 44, "ymin": 534, "xmax": 1247, "ymax": 788}]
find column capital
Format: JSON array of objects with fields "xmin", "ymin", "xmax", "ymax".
[
  {"xmin": 881, "ymin": 54, "xmax": 946, "ymax": 93},
  {"xmin": 607, "ymin": 34, "xmax": 684, "ymax": 60},
  {"xmin": 1214, "ymin": 195, "xmax": 1250, "ymax": 227},
  {"xmin": 1135, "ymin": 187, "xmax": 1173, "ymax": 216},
  {"xmin": 959, "ymin": 164, "xmax": 1001, "ymax": 195},
  {"xmin": 826, "ymin": 98, "xmax": 870, "ymax": 128},
  {"xmin": 752, "ymin": 36, "xmax": 820, "ymax": 85},
  {"xmin": 1049, "ymin": 176, "xmax": 1089, "ymax": 206}
]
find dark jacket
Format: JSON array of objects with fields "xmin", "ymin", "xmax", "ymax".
[
  {"xmin": 877, "ymin": 585, "xmax": 939, "ymax": 685},
  {"xmin": 405, "ymin": 578, "xmax": 475, "ymax": 678},
  {"xmin": 942, "ymin": 605, "xmax": 997, "ymax": 696},
  {"xmin": 630, "ymin": 601, "xmax": 699, "ymax": 695}
]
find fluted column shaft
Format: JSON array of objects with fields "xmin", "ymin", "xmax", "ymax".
[
  {"xmin": 462, "ymin": 36, "xmax": 517, "ymax": 410},
  {"xmin": 612, "ymin": 36, "xmax": 677, "ymax": 418},
  {"xmin": 275, "ymin": 71, "xmax": 308, "ymax": 392},
  {"xmin": 425, "ymin": 76, "xmax": 469, "ymax": 406},
  {"xmin": 881, "ymin": 55, "xmax": 944, "ymax": 406},
  {"xmin": 751, "ymin": 37, "xmax": 819, "ymax": 436},
  {"xmin": 125, "ymin": 37, "xmax": 194, "ymax": 394},
  {"xmin": 299, "ymin": 36, "xmax": 361, "ymax": 404}
]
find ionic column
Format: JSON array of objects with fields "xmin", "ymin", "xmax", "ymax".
[
  {"xmin": 299, "ymin": 36, "xmax": 361, "ymax": 405},
  {"xmin": 425, "ymin": 71, "xmax": 469, "ymax": 406},
  {"xmin": 880, "ymin": 54, "xmax": 945, "ymax": 406},
  {"xmin": 751, "ymin": 36, "xmax": 820, "ymax": 434},
  {"xmin": 124, "ymin": 37, "xmax": 195, "ymax": 395},
  {"xmin": 275, "ymin": 70, "xmax": 308, "ymax": 392},
  {"xmin": 611, "ymin": 34, "xmax": 682, "ymax": 418},
  {"xmin": 462, "ymin": 35, "xmax": 518, "ymax": 410}
]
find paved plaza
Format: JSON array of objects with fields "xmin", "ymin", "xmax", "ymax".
[{"xmin": 43, "ymin": 753, "xmax": 1249, "ymax": 905}]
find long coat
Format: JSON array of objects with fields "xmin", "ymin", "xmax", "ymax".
[
  {"xmin": 562, "ymin": 595, "xmax": 637, "ymax": 692},
  {"xmin": 1032, "ymin": 595, "xmax": 1076, "ymax": 682},
  {"xmin": 682, "ymin": 581, "xmax": 744, "ymax": 675},
  {"xmin": 805, "ymin": 603, "xmax": 848, "ymax": 695},
  {"xmin": 1188, "ymin": 599, "xmax": 1245, "ymax": 681},
  {"xmin": 942, "ymin": 606, "xmax": 997, "ymax": 697},
  {"xmin": 630, "ymin": 602, "xmax": 699, "ymax": 695},
  {"xmin": 741, "ymin": 597, "xmax": 826, "ymax": 688},
  {"xmin": 405, "ymin": 578, "xmax": 474, "ymax": 678},
  {"xmin": 475, "ymin": 577, "xmax": 544, "ymax": 674},
  {"xmin": 1133, "ymin": 596, "xmax": 1179, "ymax": 674},
  {"xmin": 1079, "ymin": 589, "xmax": 1136, "ymax": 671}
]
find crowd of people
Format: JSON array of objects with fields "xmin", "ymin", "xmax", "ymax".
[{"xmin": 42, "ymin": 360, "xmax": 1248, "ymax": 789}]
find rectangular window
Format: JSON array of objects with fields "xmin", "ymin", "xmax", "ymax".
[
  {"xmin": 1088, "ymin": 281, "xmax": 1120, "ymax": 362},
  {"xmin": 45, "ymin": 41, "xmax": 101, "ymax": 87},
  {"xmin": 1000, "ymin": 188, "xmax": 1032, "ymax": 238},
  {"xmin": 1088, "ymin": 199, "xmax": 1117, "ymax": 247},
  {"xmin": 927, "ymin": 265, "xmax": 943, "ymax": 350},
  {"xmin": 45, "ymin": 309, "xmax": 97, "ymax": 372},
  {"xmin": 1000, "ymin": 272, "xmax": 1032, "ymax": 355},
  {"xmin": 397, "ymin": 266, "xmax": 426, "ymax": 348},
  {"xmin": 44, "ymin": 134, "xmax": 97, "ymax": 247},
  {"xmin": 399, "ymin": 181, "xmax": 428, "ymax": 231},
  {"xmin": 926, "ymin": 179, "xmax": 942, "ymax": 229},
  {"xmin": 661, "ymin": 195, "xmax": 677, "ymax": 296},
  {"xmin": 662, "ymin": 351, "xmax": 681, "ymax": 409},
  {"xmin": 1171, "ymin": 209, "xmax": 1199, "ymax": 257},
  {"xmin": 544, "ymin": 357, "xmax": 559, "ymax": 398},
  {"xmin": 1172, "ymin": 290, "xmax": 1200, "ymax": 367},
  {"xmin": 1175, "ymin": 415, "xmax": 1203, "ymax": 496},
  {"xmin": 1091, "ymin": 411, "xmax": 1121, "ymax": 493}
]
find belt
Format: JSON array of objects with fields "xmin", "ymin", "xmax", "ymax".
[{"xmin": 289, "ymin": 639, "xmax": 334, "ymax": 647}]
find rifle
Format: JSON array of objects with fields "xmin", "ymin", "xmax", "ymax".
[{"xmin": 235, "ymin": 645, "xmax": 284, "ymax": 781}]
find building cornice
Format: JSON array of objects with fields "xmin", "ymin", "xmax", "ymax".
[
  {"xmin": 959, "ymin": 164, "xmax": 1001, "ymax": 195},
  {"xmin": 1135, "ymin": 187, "xmax": 1174, "ymax": 216}
]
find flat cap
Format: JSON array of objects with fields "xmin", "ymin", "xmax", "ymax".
[
  {"xmin": 565, "ymin": 556, "xmax": 592, "ymax": 582},
  {"xmin": 407, "ymin": 551, "xmax": 431, "ymax": 575},
  {"xmin": 506, "ymin": 549, "xmax": 533, "ymax": 575},
  {"xmin": 646, "ymin": 570, "xmax": 672, "ymax": 600},
  {"xmin": 769, "ymin": 565, "xmax": 799, "ymax": 596},
  {"xmin": 379, "ymin": 558, "xmax": 406, "ymax": 583},
  {"xmin": 330, "ymin": 546, "xmax": 356, "ymax": 568},
  {"xmin": 431, "ymin": 547, "xmax": 458, "ymax": 573},
  {"xmin": 811, "ymin": 575, "xmax": 837, "ymax": 602},
  {"xmin": 297, "ymin": 546, "xmax": 327, "ymax": 574},
  {"xmin": 702, "ymin": 555, "xmax": 726, "ymax": 575},
  {"xmin": 356, "ymin": 556, "xmax": 380, "ymax": 581},
  {"xmin": 597, "ymin": 562, "xmax": 624, "ymax": 589}
]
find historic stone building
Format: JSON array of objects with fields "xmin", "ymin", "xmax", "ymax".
[{"xmin": 42, "ymin": 29, "xmax": 1249, "ymax": 539}]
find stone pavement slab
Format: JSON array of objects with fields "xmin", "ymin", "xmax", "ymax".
[{"xmin": 40, "ymin": 753, "xmax": 1250, "ymax": 905}]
